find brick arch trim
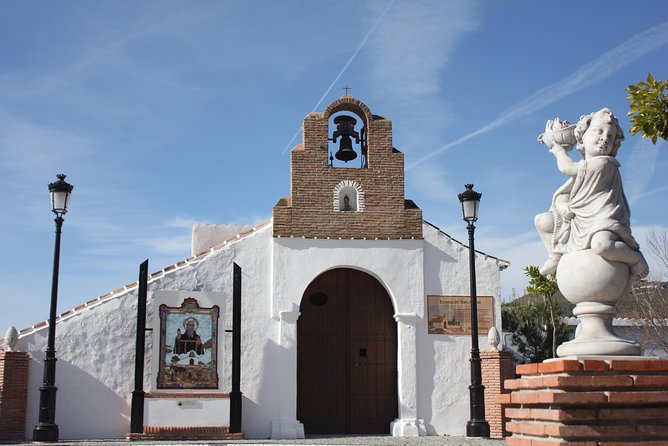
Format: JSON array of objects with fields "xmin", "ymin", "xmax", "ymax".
[
  {"xmin": 324, "ymin": 96, "xmax": 374, "ymax": 127},
  {"xmin": 333, "ymin": 180, "xmax": 365, "ymax": 212}
]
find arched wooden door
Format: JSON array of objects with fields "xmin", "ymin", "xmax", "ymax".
[{"xmin": 297, "ymin": 268, "xmax": 398, "ymax": 434}]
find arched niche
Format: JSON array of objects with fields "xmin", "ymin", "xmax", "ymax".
[
  {"xmin": 333, "ymin": 180, "xmax": 364, "ymax": 212},
  {"xmin": 328, "ymin": 111, "xmax": 367, "ymax": 168},
  {"xmin": 324, "ymin": 97, "xmax": 373, "ymax": 169}
]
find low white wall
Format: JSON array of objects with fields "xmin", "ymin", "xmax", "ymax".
[{"xmin": 145, "ymin": 397, "xmax": 230, "ymax": 426}]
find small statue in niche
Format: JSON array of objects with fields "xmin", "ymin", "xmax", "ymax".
[
  {"xmin": 343, "ymin": 194, "xmax": 353, "ymax": 211},
  {"xmin": 535, "ymin": 108, "xmax": 648, "ymax": 278}
]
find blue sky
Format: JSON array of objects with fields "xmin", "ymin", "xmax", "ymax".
[{"xmin": 2, "ymin": 1, "xmax": 668, "ymax": 333}]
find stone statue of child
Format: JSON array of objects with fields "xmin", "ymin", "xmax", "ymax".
[{"xmin": 535, "ymin": 108, "xmax": 649, "ymax": 279}]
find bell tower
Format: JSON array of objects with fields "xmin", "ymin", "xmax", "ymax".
[{"xmin": 272, "ymin": 96, "xmax": 422, "ymax": 240}]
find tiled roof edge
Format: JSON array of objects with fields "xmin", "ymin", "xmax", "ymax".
[
  {"xmin": 12, "ymin": 219, "xmax": 272, "ymax": 340},
  {"xmin": 423, "ymin": 219, "xmax": 511, "ymax": 268}
]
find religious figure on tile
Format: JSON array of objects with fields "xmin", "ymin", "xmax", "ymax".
[
  {"xmin": 534, "ymin": 108, "xmax": 648, "ymax": 279},
  {"xmin": 174, "ymin": 317, "xmax": 204, "ymax": 355}
]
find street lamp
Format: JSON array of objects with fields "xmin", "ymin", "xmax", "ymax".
[
  {"xmin": 458, "ymin": 183, "xmax": 490, "ymax": 438},
  {"xmin": 33, "ymin": 174, "xmax": 73, "ymax": 442}
]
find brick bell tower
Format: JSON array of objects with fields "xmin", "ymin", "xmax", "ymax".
[{"xmin": 273, "ymin": 96, "xmax": 422, "ymax": 239}]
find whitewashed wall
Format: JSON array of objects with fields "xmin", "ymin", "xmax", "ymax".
[
  {"xmin": 17, "ymin": 221, "xmax": 504, "ymax": 439},
  {"xmin": 418, "ymin": 222, "xmax": 503, "ymax": 436},
  {"xmin": 19, "ymin": 225, "xmax": 275, "ymax": 440}
]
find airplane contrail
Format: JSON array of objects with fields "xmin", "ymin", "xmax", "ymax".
[
  {"xmin": 281, "ymin": 0, "xmax": 396, "ymax": 155},
  {"xmin": 409, "ymin": 20, "xmax": 668, "ymax": 169}
]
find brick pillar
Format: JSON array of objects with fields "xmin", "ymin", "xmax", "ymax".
[
  {"xmin": 481, "ymin": 348, "xmax": 516, "ymax": 438},
  {"xmin": 500, "ymin": 358, "xmax": 668, "ymax": 444},
  {"xmin": 0, "ymin": 351, "xmax": 30, "ymax": 441}
]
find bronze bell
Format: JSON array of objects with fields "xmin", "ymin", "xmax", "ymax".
[{"xmin": 332, "ymin": 115, "xmax": 359, "ymax": 162}]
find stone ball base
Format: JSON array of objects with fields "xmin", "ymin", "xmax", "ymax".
[
  {"xmin": 556, "ymin": 250, "xmax": 631, "ymax": 305},
  {"xmin": 556, "ymin": 250, "xmax": 640, "ymax": 357}
]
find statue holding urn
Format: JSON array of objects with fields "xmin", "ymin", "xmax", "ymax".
[{"xmin": 535, "ymin": 108, "xmax": 649, "ymax": 356}]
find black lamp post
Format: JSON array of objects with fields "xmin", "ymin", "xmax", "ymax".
[
  {"xmin": 33, "ymin": 174, "xmax": 73, "ymax": 442},
  {"xmin": 458, "ymin": 183, "xmax": 490, "ymax": 438}
]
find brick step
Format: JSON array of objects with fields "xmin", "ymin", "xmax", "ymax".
[
  {"xmin": 506, "ymin": 407, "xmax": 668, "ymax": 423},
  {"xmin": 126, "ymin": 425, "xmax": 244, "ymax": 441},
  {"xmin": 506, "ymin": 421, "xmax": 668, "ymax": 439},
  {"xmin": 506, "ymin": 436, "xmax": 668, "ymax": 446},
  {"xmin": 505, "ymin": 374, "xmax": 668, "ymax": 390},
  {"xmin": 498, "ymin": 390, "xmax": 668, "ymax": 405},
  {"xmin": 501, "ymin": 359, "xmax": 668, "ymax": 444}
]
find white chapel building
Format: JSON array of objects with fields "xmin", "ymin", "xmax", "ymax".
[{"xmin": 7, "ymin": 96, "xmax": 508, "ymax": 440}]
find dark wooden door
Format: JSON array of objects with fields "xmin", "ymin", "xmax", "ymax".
[{"xmin": 297, "ymin": 268, "xmax": 398, "ymax": 434}]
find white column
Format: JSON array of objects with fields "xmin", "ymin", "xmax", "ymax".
[
  {"xmin": 391, "ymin": 313, "xmax": 425, "ymax": 436},
  {"xmin": 270, "ymin": 310, "xmax": 305, "ymax": 439}
]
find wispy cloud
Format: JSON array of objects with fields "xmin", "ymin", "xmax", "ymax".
[
  {"xmin": 0, "ymin": 112, "xmax": 97, "ymax": 175},
  {"xmin": 167, "ymin": 217, "xmax": 212, "ymax": 229},
  {"xmin": 365, "ymin": 0, "xmax": 480, "ymax": 149},
  {"xmin": 484, "ymin": 232, "xmax": 545, "ymax": 300},
  {"xmin": 366, "ymin": 0, "xmax": 479, "ymax": 103},
  {"xmin": 142, "ymin": 234, "xmax": 192, "ymax": 255},
  {"xmin": 280, "ymin": 0, "xmax": 397, "ymax": 155},
  {"xmin": 406, "ymin": 163, "xmax": 459, "ymax": 203},
  {"xmin": 409, "ymin": 20, "xmax": 668, "ymax": 168},
  {"xmin": 624, "ymin": 139, "xmax": 662, "ymax": 204}
]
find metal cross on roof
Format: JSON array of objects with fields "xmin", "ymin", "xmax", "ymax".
[{"xmin": 343, "ymin": 84, "xmax": 351, "ymax": 96}]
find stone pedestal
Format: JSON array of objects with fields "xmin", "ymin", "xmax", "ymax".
[
  {"xmin": 556, "ymin": 250, "xmax": 641, "ymax": 357},
  {"xmin": 499, "ymin": 358, "xmax": 668, "ymax": 445},
  {"xmin": 125, "ymin": 392, "xmax": 243, "ymax": 441}
]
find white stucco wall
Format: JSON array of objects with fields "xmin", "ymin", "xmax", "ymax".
[
  {"xmin": 16, "ymin": 220, "xmax": 504, "ymax": 440},
  {"xmin": 19, "ymin": 224, "xmax": 276, "ymax": 440},
  {"xmin": 418, "ymin": 222, "xmax": 503, "ymax": 436}
]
